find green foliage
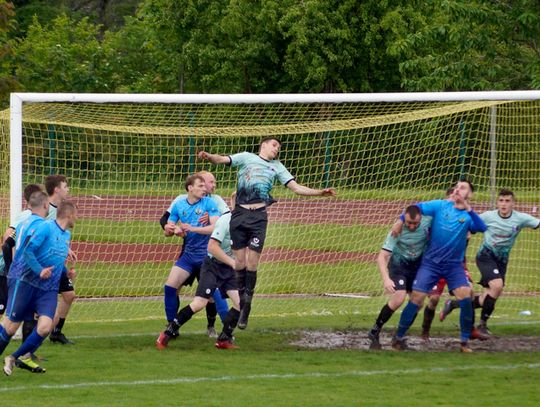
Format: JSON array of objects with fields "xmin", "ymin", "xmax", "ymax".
[{"xmin": 0, "ymin": 0, "xmax": 19, "ymax": 107}]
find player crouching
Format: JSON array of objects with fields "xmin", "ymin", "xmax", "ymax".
[{"xmin": 157, "ymin": 211, "xmax": 241, "ymax": 350}]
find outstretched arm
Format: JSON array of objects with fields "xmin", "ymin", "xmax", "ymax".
[
  {"xmin": 286, "ymin": 180, "xmax": 336, "ymax": 197},
  {"xmin": 198, "ymin": 151, "xmax": 231, "ymax": 165}
]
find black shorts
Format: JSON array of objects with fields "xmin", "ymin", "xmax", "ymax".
[
  {"xmin": 230, "ymin": 206, "xmax": 268, "ymax": 253},
  {"xmin": 195, "ymin": 257, "xmax": 238, "ymax": 299},
  {"xmin": 59, "ymin": 273, "xmax": 75, "ymax": 293},
  {"xmin": 476, "ymin": 248, "xmax": 507, "ymax": 287},
  {"xmin": 0, "ymin": 275, "xmax": 7, "ymax": 315},
  {"xmin": 388, "ymin": 257, "xmax": 421, "ymax": 292}
]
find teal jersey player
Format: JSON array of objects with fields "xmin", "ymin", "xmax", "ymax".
[
  {"xmin": 479, "ymin": 210, "xmax": 540, "ymax": 262},
  {"xmin": 208, "ymin": 213, "xmax": 233, "ymax": 259},
  {"xmin": 382, "ymin": 215, "xmax": 432, "ymax": 264},
  {"xmin": 229, "ymin": 151, "xmax": 294, "ymax": 206}
]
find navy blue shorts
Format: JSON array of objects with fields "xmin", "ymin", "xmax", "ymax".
[
  {"xmin": 6, "ymin": 279, "xmax": 58, "ymax": 322},
  {"xmin": 412, "ymin": 259, "xmax": 470, "ymax": 294}
]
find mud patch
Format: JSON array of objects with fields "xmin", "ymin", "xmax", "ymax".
[{"xmin": 291, "ymin": 330, "xmax": 540, "ymax": 352}]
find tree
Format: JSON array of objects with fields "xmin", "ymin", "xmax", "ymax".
[{"xmin": 0, "ymin": 0, "xmax": 18, "ymax": 107}]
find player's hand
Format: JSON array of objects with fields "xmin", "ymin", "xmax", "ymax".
[
  {"xmin": 180, "ymin": 223, "xmax": 192, "ymax": 233},
  {"xmin": 164, "ymin": 223, "xmax": 176, "ymax": 236},
  {"xmin": 174, "ymin": 226, "xmax": 186, "ymax": 237},
  {"xmin": 321, "ymin": 188, "xmax": 336, "ymax": 197},
  {"xmin": 198, "ymin": 212, "xmax": 210, "ymax": 225},
  {"xmin": 67, "ymin": 248, "xmax": 78, "ymax": 263},
  {"xmin": 40, "ymin": 266, "xmax": 53, "ymax": 279},
  {"xmin": 390, "ymin": 219, "xmax": 404, "ymax": 237},
  {"xmin": 67, "ymin": 268, "xmax": 76, "ymax": 280},
  {"xmin": 198, "ymin": 151, "xmax": 209, "ymax": 160},
  {"xmin": 383, "ymin": 277, "xmax": 396, "ymax": 294}
]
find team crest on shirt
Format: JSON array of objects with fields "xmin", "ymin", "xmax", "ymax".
[
  {"xmin": 458, "ymin": 218, "xmax": 465, "ymax": 223},
  {"xmin": 195, "ymin": 208, "xmax": 202, "ymax": 215}
]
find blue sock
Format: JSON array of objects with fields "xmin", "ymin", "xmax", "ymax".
[
  {"xmin": 0, "ymin": 325, "xmax": 12, "ymax": 355},
  {"xmin": 459, "ymin": 297, "xmax": 473, "ymax": 342},
  {"xmin": 12, "ymin": 330, "xmax": 45, "ymax": 359},
  {"xmin": 164, "ymin": 285, "xmax": 179, "ymax": 322},
  {"xmin": 396, "ymin": 302, "xmax": 420, "ymax": 338},
  {"xmin": 213, "ymin": 291, "xmax": 229, "ymax": 323}
]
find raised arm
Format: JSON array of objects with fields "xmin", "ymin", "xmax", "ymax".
[
  {"xmin": 198, "ymin": 151, "xmax": 231, "ymax": 165},
  {"xmin": 286, "ymin": 180, "xmax": 336, "ymax": 197}
]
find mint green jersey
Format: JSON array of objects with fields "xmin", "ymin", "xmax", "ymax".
[
  {"xmin": 478, "ymin": 210, "xmax": 540, "ymax": 261},
  {"xmin": 208, "ymin": 212, "xmax": 233, "ymax": 259},
  {"xmin": 382, "ymin": 216, "xmax": 432, "ymax": 262},
  {"xmin": 229, "ymin": 152, "xmax": 294, "ymax": 205}
]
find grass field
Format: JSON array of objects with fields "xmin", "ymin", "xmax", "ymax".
[{"xmin": 1, "ymin": 305, "xmax": 539, "ymax": 406}]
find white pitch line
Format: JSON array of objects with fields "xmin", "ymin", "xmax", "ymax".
[{"xmin": 0, "ymin": 363, "xmax": 538, "ymax": 393}]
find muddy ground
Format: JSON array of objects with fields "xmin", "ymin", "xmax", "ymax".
[{"xmin": 291, "ymin": 330, "xmax": 540, "ymax": 352}]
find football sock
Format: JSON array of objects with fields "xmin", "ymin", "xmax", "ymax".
[
  {"xmin": 236, "ymin": 268, "xmax": 247, "ymax": 308},
  {"xmin": 22, "ymin": 319, "xmax": 37, "ymax": 342},
  {"xmin": 0, "ymin": 325, "xmax": 12, "ymax": 354},
  {"xmin": 206, "ymin": 302, "xmax": 217, "ymax": 328},
  {"xmin": 473, "ymin": 295, "xmax": 482, "ymax": 309},
  {"xmin": 372, "ymin": 304, "xmax": 394, "ymax": 332},
  {"xmin": 52, "ymin": 317, "xmax": 65, "ymax": 335},
  {"xmin": 459, "ymin": 297, "xmax": 473, "ymax": 341},
  {"xmin": 245, "ymin": 270, "xmax": 257, "ymax": 299},
  {"xmin": 396, "ymin": 302, "xmax": 420, "ymax": 338},
  {"xmin": 175, "ymin": 305, "xmax": 195, "ymax": 327},
  {"xmin": 164, "ymin": 284, "xmax": 179, "ymax": 322},
  {"xmin": 12, "ymin": 331, "xmax": 45, "ymax": 359},
  {"xmin": 213, "ymin": 290, "xmax": 229, "ymax": 323},
  {"xmin": 422, "ymin": 306, "xmax": 435, "ymax": 332},
  {"xmin": 220, "ymin": 308, "xmax": 240, "ymax": 339},
  {"xmin": 481, "ymin": 294, "xmax": 497, "ymax": 323}
]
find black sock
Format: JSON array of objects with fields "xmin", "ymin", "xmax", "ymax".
[
  {"xmin": 206, "ymin": 302, "xmax": 217, "ymax": 328},
  {"xmin": 23, "ymin": 319, "xmax": 37, "ymax": 342},
  {"xmin": 481, "ymin": 294, "xmax": 497, "ymax": 323},
  {"xmin": 219, "ymin": 308, "xmax": 240, "ymax": 340},
  {"xmin": 245, "ymin": 270, "xmax": 257, "ymax": 299},
  {"xmin": 237, "ymin": 268, "xmax": 247, "ymax": 308},
  {"xmin": 473, "ymin": 295, "xmax": 482, "ymax": 309},
  {"xmin": 167, "ymin": 305, "xmax": 195, "ymax": 335},
  {"xmin": 52, "ymin": 318, "xmax": 66, "ymax": 335},
  {"xmin": 372, "ymin": 304, "xmax": 394, "ymax": 332},
  {"xmin": 422, "ymin": 306, "xmax": 435, "ymax": 332}
]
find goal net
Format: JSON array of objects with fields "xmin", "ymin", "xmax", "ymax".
[{"xmin": 1, "ymin": 92, "xmax": 540, "ymax": 326}]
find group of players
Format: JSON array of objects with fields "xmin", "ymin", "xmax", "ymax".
[
  {"xmin": 369, "ymin": 181, "xmax": 540, "ymax": 352},
  {"xmin": 0, "ymin": 175, "xmax": 78, "ymax": 375},
  {"xmin": 1, "ymin": 137, "xmax": 537, "ymax": 377}
]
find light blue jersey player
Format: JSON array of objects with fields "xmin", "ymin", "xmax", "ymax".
[
  {"xmin": 157, "ymin": 174, "xmax": 221, "ymax": 349},
  {"xmin": 393, "ymin": 181, "xmax": 487, "ymax": 352},
  {"xmin": 474, "ymin": 188, "xmax": 540, "ymax": 335},
  {"xmin": 1, "ymin": 200, "xmax": 77, "ymax": 376}
]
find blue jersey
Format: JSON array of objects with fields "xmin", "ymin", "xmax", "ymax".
[
  {"xmin": 167, "ymin": 193, "xmax": 229, "ymax": 215},
  {"xmin": 417, "ymin": 200, "xmax": 486, "ymax": 265},
  {"xmin": 13, "ymin": 220, "xmax": 71, "ymax": 292},
  {"xmin": 7, "ymin": 214, "xmax": 46, "ymax": 280},
  {"xmin": 229, "ymin": 152, "xmax": 294, "ymax": 205},
  {"xmin": 169, "ymin": 196, "xmax": 220, "ymax": 257}
]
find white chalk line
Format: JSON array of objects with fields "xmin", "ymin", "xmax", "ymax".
[{"xmin": 0, "ymin": 363, "xmax": 538, "ymax": 393}]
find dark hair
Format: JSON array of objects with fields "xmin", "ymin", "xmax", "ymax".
[
  {"xmin": 260, "ymin": 137, "xmax": 281, "ymax": 147},
  {"xmin": 56, "ymin": 200, "xmax": 77, "ymax": 219},
  {"xmin": 44, "ymin": 174, "xmax": 68, "ymax": 196},
  {"xmin": 24, "ymin": 184, "xmax": 44, "ymax": 202},
  {"xmin": 184, "ymin": 174, "xmax": 205, "ymax": 191},
  {"xmin": 499, "ymin": 188, "xmax": 515, "ymax": 199},
  {"xmin": 457, "ymin": 179, "xmax": 474, "ymax": 193},
  {"xmin": 445, "ymin": 187, "xmax": 454, "ymax": 197},
  {"xmin": 404, "ymin": 205, "xmax": 421, "ymax": 219},
  {"xmin": 28, "ymin": 191, "xmax": 48, "ymax": 210}
]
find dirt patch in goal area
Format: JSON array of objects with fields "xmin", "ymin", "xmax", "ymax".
[{"xmin": 291, "ymin": 331, "xmax": 540, "ymax": 352}]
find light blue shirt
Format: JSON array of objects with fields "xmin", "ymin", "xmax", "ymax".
[{"xmin": 383, "ymin": 216, "xmax": 432, "ymax": 262}]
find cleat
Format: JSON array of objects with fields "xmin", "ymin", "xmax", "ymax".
[
  {"xmin": 470, "ymin": 327, "xmax": 490, "ymax": 341},
  {"xmin": 49, "ymin": 332, "xmax": 75, "ymax": 345},
  {"xmin": 460, "ymin": 342, "xmax": 473, "ymax": 353},
  {"xmin": 169, "ymin": 326, "xmax": 180, "ymax": 340},
  {"xmin": 215, "ymin": 340, "xmax": 239, "ymax": 350},
  {"xmin": 156, "ymin": 331, "xmax": 170, "ymax": 350},
  {"xmin": 207, "ymin": 326, "xmax": 218, "ymax": 338},
  {"xmin": 368, "ymin": 331, "xmax": 382, "ymax": 350},
  {"xmin": 3, "ymin": 356, "xmax": 15, "ymax": 376},
  {"xmin": 16, "ymin": 357, "xmax": 46, "ymax": 373},
  {"xmin": 421, "ymin": 331, "xmax": 430, "ymax": 342},
  {"xmin": 238, "ymin": 302, "xmax": 251, "ymax": 330},
  {"xmin": 476, "ymin": 323, "xmax": 492, "ymax": 338},
  {"xmin": 391, "ymin": 336, "xmax": 411, "ymax": 351},
  {"xmin": 439, "ymin": 299, "xmax": 455, "ymax": 322}
]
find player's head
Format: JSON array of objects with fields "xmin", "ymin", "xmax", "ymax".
[
  {"xmin": 404, "ymin": 205, "xmax": 422, "ymax": 232},
  {"xmin": 452, "ymin": 179, "xmax": 474, "ymax": 201},
  {"xmin": 184, "ymin": 174, "xmax": 207, "ymax": 199},
  {"xmin": 497, "ymin": 188, "xmax": 515, "ymax": 216},
  {"xmin": 45, "ymin": 174, "xmax": 69, "ymax": 200},
  {"xmin": 57, "ymin": 200, "xmax": 78, "ymax": 229},
  {"xmin": 197, "ymin": 171, "xmax": 216, "ymax": 194},
  {"xmin": 28, "ymin": 191, "xmax": 49, "ymax": 217},
  {"xmin": 259, "ymin": 137, "xmax": 281, "ymax": 160},
  {"xmin": 445, "ymin": 187, "xmax": 454, "ymax": 198},
  {"xmin": 23, "ymin": 184, "xmax": 44, "ymax": 203}
]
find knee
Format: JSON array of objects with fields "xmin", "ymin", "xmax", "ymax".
[{"xmin": 62, "ymin": 291, "xmax": 77, "ymax": 304}]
